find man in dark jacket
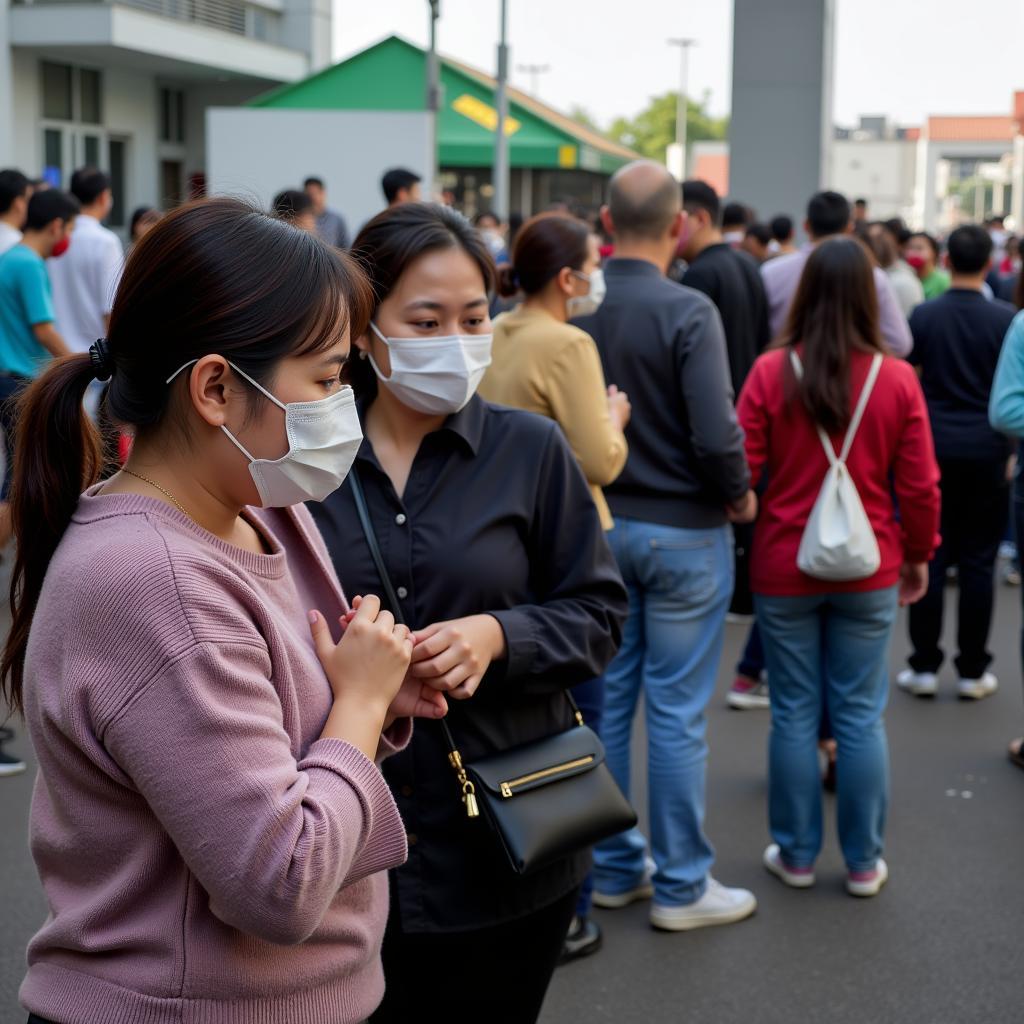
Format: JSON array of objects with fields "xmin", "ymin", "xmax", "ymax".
[
  {"xmin": 574, "ymin": 160, "xmax": 757, "ymax": 933},
  {"xmin": 680, "ymin": 178, "xmax": 772, "ymax": 703}
]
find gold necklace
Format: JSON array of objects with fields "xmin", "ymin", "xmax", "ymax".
[{"xmin": 121, "ymin": 467, "xmax": 193, "ymax": 521}]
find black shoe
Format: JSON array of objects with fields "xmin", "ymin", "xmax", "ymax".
[
  {"xmin": 558, "ymin": 915, "xmax": 602, "ymax": 966},
  {"xmin": 0, "ymin": 726, "xmax": 26, "ymax": 777}
]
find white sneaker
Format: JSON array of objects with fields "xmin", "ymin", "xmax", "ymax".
[
  {"xmin": 592, "ymin": 879, "xmax": 654, "ymax": 909},
  {"xmin": 847, "ymin": 858, "xmax": 888, "ymax": 898},
  {"xmin": 896, "ymin": 668, "xmax": 938, "ymax": 697},
  {"xmin": 957, "ymin": 672, "xmax": 998, "ymax": 700},
  {"xmin": 649, "ymin": 878, "xmax": 757, "ymax": 931},
  {"xmin": 762, "ymin": 844, "xmax": 815, "ymax": 888}
]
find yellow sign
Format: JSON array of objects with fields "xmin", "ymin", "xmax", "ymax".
[
  {"xmin": 558, "ymin": 144, "xmax": 578, "ymax": 169},
  {"xmin": 452, "ymin": 94, "xmax": 521, "ymax": 136}
]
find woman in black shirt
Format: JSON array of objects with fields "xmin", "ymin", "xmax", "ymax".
[{"xmin": 310, "ymin": 203, "xmax": 627, "ymax": 1023}]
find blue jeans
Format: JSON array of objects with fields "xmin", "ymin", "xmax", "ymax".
[
  {"xmin": 593, "ymin": 518, "xmax": 733, "ymax": 907},
  {"xmin": 573, "ymin": 674, "xmax": 605, "ymax": 919},
  {"xmin": 754, "ymin": 587, "xmax": 898, "ymax": 872}
]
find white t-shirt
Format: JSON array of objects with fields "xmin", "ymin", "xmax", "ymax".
[
  {"xmin": 0, "ymin": 222, "xmax": 22, "ymax": 256},
  {"xmin": 47, "ymin": 214, "xmax": 124, "ymax": 353}
]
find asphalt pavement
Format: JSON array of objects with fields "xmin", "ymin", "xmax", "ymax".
[{"xmin": 3, "ymin": 584, "xmax": 1023, "ymax": 1024}]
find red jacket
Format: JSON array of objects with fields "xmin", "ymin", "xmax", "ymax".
[{"xmin": 738, "ymin": 347, "xmax": 941, "ymax": 596}]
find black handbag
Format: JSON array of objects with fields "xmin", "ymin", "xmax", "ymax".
[{"xmin": 349, "ymin": 469, "xmax": 637, "ymax": 875}]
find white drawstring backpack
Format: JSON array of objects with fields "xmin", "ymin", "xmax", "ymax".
[{"xmin": 790, "ymin": 350, "xmax": 883, "ymax": 581}]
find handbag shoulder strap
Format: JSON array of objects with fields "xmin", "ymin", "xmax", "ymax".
[
  {"xmin": 348, "ymin": 467, "xmax": 585, "ymax": 753},
  {"xmin": 790, "ymin": 350, "xmax": 883, "ymax": 468}
]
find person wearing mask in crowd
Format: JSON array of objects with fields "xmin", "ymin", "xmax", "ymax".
[
  {"xmin": 721, "ymin": 201, "xmax": 751, "ymax": 248},
  {"xmin": 474, "ymin": 210, "xmax": 508, "ymax": 262},
  {"xmin": 574, "ymin": 160, "xmax": 758, "ymax": 932},
  {"xmin": 905, "ymin": 232, "xmax": 950, "ymax": 301},
  {"xmin": 381, "ymin": 168, "xmax": 422, "ymax": 208},
  {"xmin": 761, "ymin": 191, "xmax": 913, "ymax": 356},
  {"xmin": 854, "ymin": 197, "xmax": 869, "ymax": 223},
  {"xmin": 742, "ymin": 223, "xmax": 774, "ymax": 264},
  {"xmin": 988, "ymin": 286, "xmax": 1024, "ymax": 771},
  {"xmin": 679, "ymin": 178, "xmax": 772, "ymax": 707},
  {"xmin": 304, "ymin": 176, "xmax": 351, "ymax": 250},
  {"xmin": 897, "ymin": 225, "xmax": 1016, "ymax": 701},
  {"xmin": 272, "ymin": 189, "xmax": 317, "ymax": 233},
  {"xmin": 47, "ymin": 168, "xmax": 123, "ymax": 356},
  {"xmin": 770, "ymin": 214, "xmax": 798, "ymax": 257},
  {"xmin": 0, "ymin": 169, "xmax": 30, "ymax": 256},
  {"xmin": 6, "ymin": 196, "xmax": 435, "ymax": 1024},
  {"xmin": 129, "ymin": 206, "xmax": 161, "ymax": 247},
  {"xmin": 867, "ymin": 221, "xmax": 924, "ymax": 317},
  {"xmin": 478, "ymin": 210, "xmax": 630, "ymax": 963},
  {"xmin": 309, "ymin": 202, "xmax": 627, "ymax": 1023},
  {"xmin": 739, "ymin": 237, "xmax": 940, "ymax": 898}
]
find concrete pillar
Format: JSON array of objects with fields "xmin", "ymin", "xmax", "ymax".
[
  {"xmin": 729, "ymin": 0, "xmax": 835, "ymax": 234},
  {"xmin": 0, "ymin": 0, "xmax": 14, "ymax": 163}
]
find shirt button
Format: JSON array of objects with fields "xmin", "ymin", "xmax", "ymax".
[
  {"xmin": 407, "ymin": 833, "xmax": 418, "ymax": 846},
  {"xmin": 400, "ymin": 785, "xmax": 414, "ymax": 798},
  {"xmin": 396, "ymin": 586, "xmax": 408, "ymax": 599},
  {"xmin": 395, "ymin": 513, "xmax": 407, "ymax": 525}
]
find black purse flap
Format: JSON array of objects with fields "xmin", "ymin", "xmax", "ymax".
[{"xmin": 466, "ymin": 725, "xmax": 606, "ymax": 799}]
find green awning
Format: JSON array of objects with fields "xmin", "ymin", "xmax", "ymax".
[{"xmin": 250, "ymin": 35, "xmax": 638, "ymax": 174}]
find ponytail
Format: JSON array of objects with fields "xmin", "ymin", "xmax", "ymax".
[{"xmin": 1, "ymin": 355, "xmax": 102, "ymax": 716}]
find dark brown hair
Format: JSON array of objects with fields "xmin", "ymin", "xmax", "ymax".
[
  {"xmin": 347, "ymin": 202, "xmax": 496, "ymax": 394},
  {"xmin": 776, "ymin": 236, "xmax": 886, "ymax": 434},
  {"xmin": 1, "ymin": 196, "xmax": 372, "ymax": 717},
  {"xmin": 496, "ymin": 212, "xmax": 590, "ymax": 297}
]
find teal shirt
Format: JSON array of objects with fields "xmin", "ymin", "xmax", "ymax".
[
  {"xmin": 990, "ymin": 311, "xmax": 1024, "ymax": 436},
  {"xmin": 0, "ymin": 243, "xmax": 55, "ymax": 378}
]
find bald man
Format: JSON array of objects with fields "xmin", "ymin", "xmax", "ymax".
[{"xmin": 573, "ymin": 160, "xmax": 757, "ymax": 933}]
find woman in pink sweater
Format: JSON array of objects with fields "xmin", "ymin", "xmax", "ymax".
[{"xmin": 3, "ymin": 198, "xmax": 446, "ymax": 1024}]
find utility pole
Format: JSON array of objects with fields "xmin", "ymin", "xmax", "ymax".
[
  {"xmin": 493, "ymin": 0, "xmax": 510, "ymax": 218},
  {"xmin": 426, "ymin": 1, "xmax": 441, "ymax": 198},
  {"xmin": 516, "ymin": 62, "xmax": 550, "ymax": 97},
  {"xmin": 667, "ymin": 37, "xmax": 696, "ymax": 180}
]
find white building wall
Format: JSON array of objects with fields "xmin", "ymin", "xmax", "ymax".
[
  {"xmin": 207, "ymin": 108, "xmax": 432, "ymax": 231},
  {"xmin": 830, "ymin": 138, "xmax": 917, "ymax": 221}
]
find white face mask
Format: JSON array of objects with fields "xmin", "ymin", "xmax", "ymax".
[
  {"xmin": 167, "ymin": 359, "xmax": 363, "ymax": 508},
  {"xmin": 567, "ymin": 268, "xmax": 606, "ymax": 318},
  {"xmin": 367, "ymin": 322, "xmax": 492, "ymax": 415}
]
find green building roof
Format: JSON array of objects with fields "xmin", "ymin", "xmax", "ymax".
[{"xmin": 251, "ymin": 35, "xmax": 639, "ymax": 174}]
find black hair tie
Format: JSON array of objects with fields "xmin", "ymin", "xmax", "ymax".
[{"xmin": 89, "ymin": 338, "xmax": 113, "ymax": 382}]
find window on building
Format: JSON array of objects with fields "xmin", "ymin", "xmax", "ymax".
[
  {"xmin": 108, "ymin": 139, "xmax": 127, "ymax": 228},
  {"xmin": 80, "ymin": 69, "xmax": 103, "ymax": 125},
  {"xmin": 159, "ymin": 88, "xmax": 186, "ymax": 144},
  {"xmin": 41, "ymin": 62, "xmax": 73, "ymax": 121},
  {"xmin": 42, "ymin": 61, "xmax": 103, "ymax": 125}
]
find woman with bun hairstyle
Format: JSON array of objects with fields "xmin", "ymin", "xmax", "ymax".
[
  {"xmin": 480, "ymin": 211, "xmax": 629, "ymax": 531},
  {"xmin": 5, "ymin": 197, "xmax": 441, "ymax": 1024},
  {"xmin": 309, "ymin": 202, "xmax": 627, "ymax": 1023}
]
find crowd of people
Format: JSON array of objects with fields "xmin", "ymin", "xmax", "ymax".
[{"xmin": 0, "ymin": 151, "xmax": 1023, "ymax": 1024}]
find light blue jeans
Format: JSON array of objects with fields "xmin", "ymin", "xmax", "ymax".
[
  {"xmin": 754, "ymin": 587, "xmax": 898, "ymax": 872},
  {"xmin": 593, "ymin": 517, "xmax": 733, "ymax": 907}
]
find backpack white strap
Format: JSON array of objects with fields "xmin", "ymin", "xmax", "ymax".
[
  {"xmin": 789, "ymin": 349, "xmax": 883, "ymax": 467},
  {"xmin": 838, "ymin": 353, "xmax": 883, "ymax": 464}
]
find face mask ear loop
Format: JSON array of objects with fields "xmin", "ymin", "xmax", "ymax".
[{"xmin": 220, "ymin": 424, "xmax": 257, "ymax": 463}]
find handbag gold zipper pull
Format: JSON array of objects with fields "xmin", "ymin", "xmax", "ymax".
[{"xmin": 448, "ymin": 749, "xmax": 480, "ymax": 819}]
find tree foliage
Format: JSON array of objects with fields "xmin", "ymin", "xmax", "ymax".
[{"xmin": 608, "ymin": 91, "xmax": 728, "ymax": 161}]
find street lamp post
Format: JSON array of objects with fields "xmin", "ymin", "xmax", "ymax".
[
  {"xmin": 493, "ymin": 0, "xmax": 510, "ymax": 219},
  {"xmin": 667, "ymin": 37, "xmax": 696, "ymax": 180},
  {"xmin": 426, "ymin": 1, "xmax": 441, "ymax": 198}
]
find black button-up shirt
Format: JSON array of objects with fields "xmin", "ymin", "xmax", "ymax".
[{"xmin": 309, "ymin": 396, "xmax": 628, "ymax": 933}]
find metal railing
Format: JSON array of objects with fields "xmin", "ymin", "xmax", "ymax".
[{"xmin": 14, "ymin": 0, "xmax": 282, "ymax": 42}]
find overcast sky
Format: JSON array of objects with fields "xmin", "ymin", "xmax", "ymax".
[{"xmin": 333, "ymin": 0, "xmax": 1024, "ymax": 129}]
